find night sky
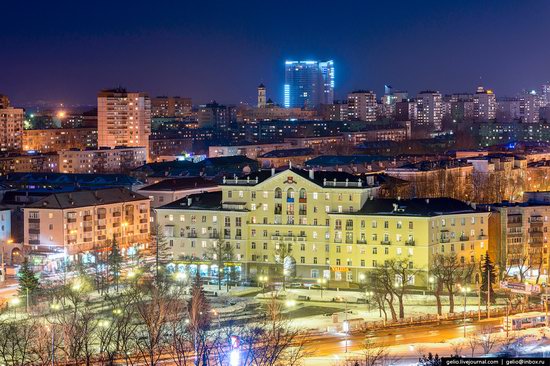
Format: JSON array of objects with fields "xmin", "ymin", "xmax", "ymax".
[{"xmin": 1, "ymin": 0, "xmax": 550, "ymax": 107}]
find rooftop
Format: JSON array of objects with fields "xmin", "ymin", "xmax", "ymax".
[
  {"xmin": 260, "ymin": 148, "xmax": 314, "ymax": 158},
  {"xmin": 139, "ymin": 177, "xmax": 218, "ymax": 192},
  {"xmin": 26, "ymin": 188, "xmax": 148, "ymax": 209},
  {"xmin": 349, "ymin": 198, "xmax": 480, "ymax": 217},
  {"xmin": 158, "ymin": 191, "xmax": 223, "ymax": 211}
]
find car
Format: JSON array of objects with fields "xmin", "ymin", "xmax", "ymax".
[{"xmin": 289, "ymin": 282, "xmax": 302, "ymax": 288}]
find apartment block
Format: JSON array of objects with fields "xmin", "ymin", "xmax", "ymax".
[
  {"xmin": 22, "ymin": 128, "xmax": 97, "ymax": 153},
  {"xmin": 24, "ymin": 188, "xmax": 151, "ymax": 264},
  {"xmin": 58, "ymin": 147, "xmax": 147, "ymax": 174}
]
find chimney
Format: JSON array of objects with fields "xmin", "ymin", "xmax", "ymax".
[
  {"xmin": 187, "ymin": 197, "xmax": 192, "ymax": 206},
  {"xmin": 425, "ymin": 198, "xmax": 430, "ymax": 204},
  {"xmin": 271, "ymin": 167, "xmax": 275, "ymax": 176},
  {"xmin": 309, "ymin": 169, "xmax": 314, "ymax": 180}
]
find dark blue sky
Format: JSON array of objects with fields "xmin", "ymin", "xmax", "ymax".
[{"xmin": 1, "ymin": 0, "xmax": 549, "ymax": 106}]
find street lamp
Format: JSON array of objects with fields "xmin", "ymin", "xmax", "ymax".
[
  {"xmin": 258, "ymin": 275, "xmax": 268, "ymax": 295},
  {"xmin": 10, "ymin": 297, "xmax": 21, "ymax": 319},
  {"xmin": 175, "ymin": 271, "xmax": 187, "ymax": 283},
  {"xmin": 461, "ymin": 286, "xmax": 470, "ymax": 337},
  {"xmin": 429, "ymin": 276, "xmax": 435, "ymax": 291},
  {"xmin": 317, "ymin": 278, "xmax": 327, "ymax": 299}
]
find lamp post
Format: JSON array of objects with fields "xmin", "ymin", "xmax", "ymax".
[
  {"xmin": 317, "ymin": 278, "xmax": 327, "ymax": 299},
  {"xmin": 49, "ymin": 302, "xmax": 61, "ymax": 366},
  {"xmin": 10, "ymin": 297, "xmax": 21, "ymax": 319},
  {"xmin": 428, "ymin": 276, "xmax": 435, "ymax": 292},
  {"xmin": 259, "ymin": 275, "xmax": 268, "ymax": 295},
  {"xmin": 461, "ymin": 286, "xmax": 470, "ymax": 337}
]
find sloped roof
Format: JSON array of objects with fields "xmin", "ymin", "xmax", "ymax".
[
  {"xmin": 139, "ymin": 177, "xmax": 218, "ymax": 192},
  {"xmin": 349, "ymin": 198, "xmax": 478, "ymax": 217},
  {"xmin": 26, "ymin": 188, "xmax": 148, "ymax": 209}
]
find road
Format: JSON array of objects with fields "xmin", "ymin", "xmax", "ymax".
[{"xmin": 304, "ymin": 317, "xmax": 503, "ymax": 357}]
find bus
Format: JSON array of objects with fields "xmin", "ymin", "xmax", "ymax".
[{"xmin": 504, "ymin": 311, "xmax": 548, "ymax": 331}]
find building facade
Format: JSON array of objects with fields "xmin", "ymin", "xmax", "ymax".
[
  {"xmin": 23, "ymin": 188, "xmax": 151, "ymax": 264},
  {"xmin": 97, "ymin": 88, "xmax": 151, "ymax": 159},
  {"xmin": 0, "ymin": 107, "xmax": 24, "ymax": 151},
  {"xmin": 154, "ymin": 168, "xmax": 488, "ymax": 287},
  {"xmin": 416, "ymin": 91, "xmax": 443, "ymax": 131},
  {"xmin": 22, "ymin": 128, "xmax": 97, "ymax": 153},
  {"xmin": 58, "ymin": 147, "xmax": 147, "ymax": 174},
  {"xmin": 284, "ymin": 60, "xmax": 334, "ymax": 108},
  {"xmin": 347, "ymin": 91, "xmax": 377, "ymax": 122}
]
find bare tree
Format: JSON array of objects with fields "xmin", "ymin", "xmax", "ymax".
[
  {"xmin": 273, "ymin": 242, "xmax": 292, "ymax": 290},
  {"xmin": 370, "ymin": 267, "xmax": 398, "ymax": 321},
  {"xmin": 386, "ymin": 258, "xmax": 420, "ymax": 319},
  {"xmin": 337, "ymin": 339, "xmax": 398, "ymax": 366},
  {"xmin": 477, "ymin": 326, "xmax": 499, "ymax": 355},
  {"xmin": 433, "ymin": 253, "xmax": 475, "ymax": 313},
  {"xmin": 205, "ymin": 238, "xmax": 235, "ymax": 291}
]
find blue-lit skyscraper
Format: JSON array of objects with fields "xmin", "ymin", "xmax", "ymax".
[{"xmin": 284, "ymin": 60, "xmax": 334, "ymax": 109}]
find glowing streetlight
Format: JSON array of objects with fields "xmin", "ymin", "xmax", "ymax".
[
  {"xmin": 317, "ymin": 278, "xmax": 327, "ymax": 299},
  {"xmin": 175, "ymin": 272, "xmax": 187, "ymax": 282},
  {"xmin": 258, "ymin": 275, "xmax": 268, "ymax": 294},
  {"xmin": 461, "ymin": 286, "xmax": 470, "ymax": 337},
  {"xmin": 10, "ymin": 297, "xmax": 21, "ymax": 318},
  {"xmin": 285, "ymin": 299, "xmax": 296, "ymax": 308},
  {"xmin": 113, "ymin": 308, "xmax": 122, "ymax": 316}
]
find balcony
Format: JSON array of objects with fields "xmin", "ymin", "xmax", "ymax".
[
  {"xmin": 334, "ymin": 238, "xmax": 342, "ymax": 243},
  {"xmin": 83, "ymin": 215, "xmax": 92, "ymax": 221},
  {"xmin": 83, "ymin": 226, "xmax": 92, "ymax": 232},
  {"xmin": 440, "ymin": 237, "xmax": 450, "ymax": 243},
  {"xmin": 97, "ymin": 214, "xmax": 106, "ymax": 220},
  {"xmin": 357, "ymin": 240, "xmax": 367, "ymax": 244},
  {"xmin": 478, "ymin": 234, "xmax": 488, "ymax": 240},
  {"xmin": 224, "ymin": 235, "xmax": 231, "ymax": 239},
  {"xmin": 209, "ymin": 233, "xmax": 219, "ymax": 239},
  {"xmin": 188, "ymin": 233, "xmax": 197, "ymax": 238},
  {"xmin": 139, "ymin": 209, "xmax": 148, "ymax": 214},
  {"xmin": 405, "ymin": 240, "xmax": 415, "ymax": 246},
  {"xmin": 113, "ymin": 212, "xmax": 121, "ymax": 217},
  {"xmin": 140, "ymin": 229, "xmax": 148, "ymax": 234},
  {"xmin": 271, "ymin": 235, "xmax": 281, "ymax": 240},
  {"xmin": 28, "ymin": 228, "xmax": 40, "ymax": 235},
  {"xmin": 299, "ymin": 210, "xmax": 307, "ymax": 215},
  {"xmin": 97, "ymin": 225, "xmax": 106, "ymax": 230},
  {"xmin": 29, "ymin": 240, "xmax": 40, "ymax": 245},
  {"xmin": 460, "ymin": 235, "xmax": 470, "ymax": 241},
  {"xmin": 67, "ymin": 218, "xmax": 77, "ymax": 223},
  {"xmin": 235, "ymin": 235, "xmax": 242, "ymax": 240},
  {"xmin": 299, "ymin": 198, "xmax": 307, "ymax": 203},
  {"xmin": 29, "ymin": 218, "xmax": 40, "ymax": 224},
  {"xmin": 381, "ymin": 240, "xmax": 391, "ymax": 245},
  {"xmin": 140, "ymin": 218, "xmax": 148, "ymax": 224},
  {"xmin": 345, "ymin": 226, "xmax": 353, "ymax": 231}
]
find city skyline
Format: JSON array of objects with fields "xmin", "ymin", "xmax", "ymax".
[{"xmin": 2, "ymin": 0, "xmax": 550, "ymax": 106}]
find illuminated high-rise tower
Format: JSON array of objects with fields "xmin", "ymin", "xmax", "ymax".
[{"xmin": 284, "ymin": 60, "xmax": 334, "ymax": 109}]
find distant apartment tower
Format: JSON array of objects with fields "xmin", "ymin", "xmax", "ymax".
[
  {"xmin": 198, "ymin": 101, "xmax": 232, "ymax": 130},
  {"xmin": 520, "ymin": 91, "xmax": 541, "ymax": 123},
  {"xmin": 98, "ymin": 88, "xmax": 151, "ymax": 159},
  {"xmin": 347, "ymin": 91, "xmax": 377, "ymax": 122},
  {"xmin": 416, "ymin": 91, "xmax": 443, "ymax": 130},
  {"xmin": 320, "ymin": 101, "xmax": 348, "ymax": 121},
  {"xmin": 395, "ymin": 99, "xmax": 417, "ymax": 122},
  {"xmin": 151, "ymin": 96, "xmax": 192, "ymax": 118},
  {"xmin": 257, "ymin": 83, "xmax": 267, "ymax": 108},
  {"xmin": 541, "ymin": 83, "xmax": 550, "ymax": 107},
  {"xmin": 496, "ymin": 98, "xmax": 521, "ymax": 121},
  {"xmin": 0, "ymin": 106, "xmax": 24, "ymax": 151},
  {"xmin": 284, "ymin": 60, "xmax": 334, "ymax": 109},
  {"xmin": 473, "ymin": 87, "xmax": 496, "ymax": 121}
]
